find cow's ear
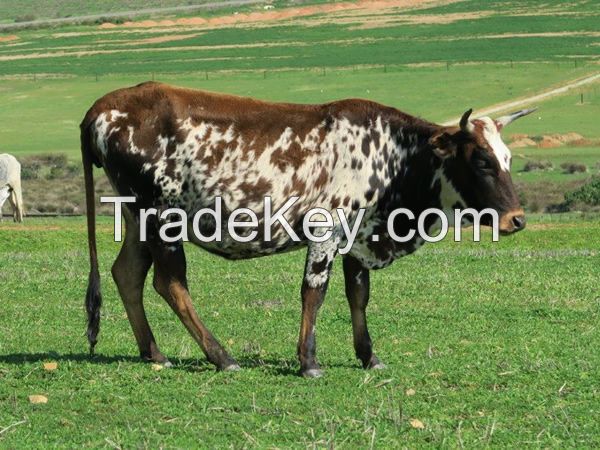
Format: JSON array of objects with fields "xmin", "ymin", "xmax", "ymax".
[{"xmin": 429, "ymin": 131, "xmax": 457, "ymax": 159}]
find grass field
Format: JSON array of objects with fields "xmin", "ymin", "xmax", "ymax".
[
  {"xmin": 0, "ymin": 216, "xmax": 599, "ymax": 447},
  {"xmin": 1, "ymin": 64, "xmax": 598, "ymax": 158},
  {"xmin": 4, "ymin": 61, "xmax": 599, "ymax": 214},
  {"xmin": 1, "ymin": 0, "xmax": 600, "ymax": 447}
]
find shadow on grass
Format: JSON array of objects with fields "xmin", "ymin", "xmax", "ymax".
[{"xmin": 0, "ymin": 352, "xmax": 358, "ymax": 376}]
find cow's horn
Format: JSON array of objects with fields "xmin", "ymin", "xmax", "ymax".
[
  {"xmin": 459, "ymin": 108, "xmax": 474, "ymax": 133},
  {"xmin": 496, "ymin": 107, "xmax": 538, "ymax": 129}
]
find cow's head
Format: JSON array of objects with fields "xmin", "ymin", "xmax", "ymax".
[{"xmin": 430, "ymin": 108, "xmax": 536, "ymax": 234}]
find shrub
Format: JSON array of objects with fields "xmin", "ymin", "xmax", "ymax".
[
  {"xmin": 14, "ymin": 14, "xmax": 36, "ymax": 23},
  {"xmin": 20, "ymin": 153, "xmax": 73, "ymax": 180},
  {"xmin": 94, "ymin": 16, "xmax": 111, "ymax": 25},
  {"xmin": 46, "ymin": 166, "xmax": 65, "ymax": 180},
  {"xmin": 564, "ymin": 176, "xmax": 600, "ymax": 206},
  {"xmin": 44, "ymin": 154, "xmax": 68, "ymax": 169},
  {"xmin": 20, "ymin": 161, "xmax": 41, "ymax": 180},
  {"xmin": 66, "ymin": 164, "xmax": 82, "ymax": 176},
  {"xmin": 560, "ymin": 162, "xmax": 587, "ymax": 174},
  {"xmin": 523, "ymin": 160, "xmax": 553, "ymax": 172}
]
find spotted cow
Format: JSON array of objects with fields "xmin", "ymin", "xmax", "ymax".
[{"xmin": 81, "ymin": 82, "xmax": 533, "ymax": 377}]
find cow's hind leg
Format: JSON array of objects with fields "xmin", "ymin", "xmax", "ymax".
[
  {"xmin": 8, "ymin": 189, "xmax": 21, "ymax": 222},
  {"xmin": 0, "ymin": 186, "xmax": 10, "ymax": 221},
  {"xmin": 343, "ymin": 256, "xmax": 384, "ymax": 369},
  {"xmin": 150, "ymin": 240, "xmax": 239, "ymax": 371},
  {"xmin": 112, "ymin": 215, "xmax": 169, "ymax": 365},
  {"xmin": 9, "ymin": 181, "xmax": 24, "ymax": 222}
]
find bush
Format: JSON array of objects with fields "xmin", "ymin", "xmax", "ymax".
[
  {"xmin": 44, "ymin": 154, "xmax": 68, "ymax": 168},
  {"xmin": 21, "ymin": 153, "xmax": 73, "ymax": 180},
  {"xmin": 564, "ymin": 176, "xmax": 600, "ymax": 206},
  {"xmin": 94, "ymin": 16, "xmax": 111, "ymax": 25},
  {"xmin": 14, "ymin": 14, "xmax": 36, "ymax": 23},
  {"xmin": 560, "ymin": 162, "xmax": 587, "ymax": 174},
  {"xmin": 21, "ymin": 162, "xmax": 41, "ymax": 180},
  {"xmin": 46, "ymin": 166, "xmax": 65, "ymax": 180},
  {"xmin": 523, "ymin": 160, "xmax": 553, "ymax": 172},
  {"xmin": 66, "ymin": 164, "xmax": 82, "ymax": 176}
]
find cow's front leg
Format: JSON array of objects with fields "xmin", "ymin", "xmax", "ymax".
[
  {"xmin": 298, "ymin": 239, "xmax": 338, "ymax": 378},
  {"xmin": 343, "ymin": 256, "xmax": 384, "ymax": 369}
]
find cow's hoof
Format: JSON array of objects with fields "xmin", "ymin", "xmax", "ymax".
[
  {"xmin": 223, "ymin": 363, "xmax": 241, "ymax": 372},
  {"xmin": 162, "ymin": 360, "xmax": 173, "ymax": 368},
  {"xmin": 302, "ymin": 368, "xmax": 324, "ymax": 378},
  {"xmin": 364, "ymin": 356, "xmax": 385, "ymax": 370}
]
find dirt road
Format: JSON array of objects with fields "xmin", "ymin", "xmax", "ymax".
[{"xmin": 442, "ymin": 72, "xmax": 600, "ymax": 125}]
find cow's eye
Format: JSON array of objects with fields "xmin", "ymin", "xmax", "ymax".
[{"xmin": 473, "ymin": 156, "xmax": 493, "ymax": 172}]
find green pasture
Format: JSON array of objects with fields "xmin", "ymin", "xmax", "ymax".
[
  {"xmin": 2, "ymin": 22, "xmax": 599, "ymax": 77},
  {"xmin": 0, "ymin": 0, "xmax": 317, "ymax": 25},
  {"xmin": 1, "ymin": 0, "xmax": 598, "ymax": 78},
  {"xmin": 512, "ymin": 147, "xmax": 600, "ymax": 183},
  {"xmin": 0, "ymin": 64, "xmax": 598, "ymax": 158},
  {"xmin": 0, "ymin": 0, "xmax": 598, "ymax": 161},
  {"xmin": 0, "ymin": 217, "xmax": 598, "ymax": 447},
  {"xmin": 0, "ymin": 0, "xmax": 599, "ymax": 445},
  {"xmin": 411, "ymin": 0, "xmax": 600, "ymax": 15}
]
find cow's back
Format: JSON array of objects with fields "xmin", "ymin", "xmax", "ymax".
[
  {"xmin": 0, "ymin": 154, "xmax": 20, "ymax": 186},
  {"xmin": 85, "ymin": 82, "xmax": 399, "ymax": 257}
]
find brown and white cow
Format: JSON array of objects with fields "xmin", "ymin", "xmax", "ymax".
[{"xmin": 81, "ymin": 82, "xmax": 532, "ymax": 377}]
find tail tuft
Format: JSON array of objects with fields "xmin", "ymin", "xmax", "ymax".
[{"xmin": 85, "ymin": 268, "xmax": 102, "ymax": 355}]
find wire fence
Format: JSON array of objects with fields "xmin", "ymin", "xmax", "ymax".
[{"xmin": 7, "ymin": 211, "xmax": 598, "ymax": 222}]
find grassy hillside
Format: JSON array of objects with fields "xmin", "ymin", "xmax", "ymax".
[
  {"xmin": 0, "ymin": 0, "xmax": 598, "ymax": 214},
  {"xmin": 0, "ymin": 216, "xmax": 599, "ymax": 447},
  {"xmin": 0, "ymin": 0, "xmax": 298, "ymax": 24},
  {"xmin": 1, "ymin": 64, "xmax": 597, "ymax": 157},
  {"xmin": 1, "ymin": 2, "xmax": 599, "ymax": 448},
  {"xmin": 1, "ymin": 16, "xmax": 599, "ymax": 77}
]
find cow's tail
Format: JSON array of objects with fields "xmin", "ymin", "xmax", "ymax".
[{"xmin": 81, "ymin": 116, "xmax": 102, "ymax": 355}]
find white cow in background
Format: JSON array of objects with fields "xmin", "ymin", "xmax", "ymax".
[{"xmin": 0, "ymin": 153, "xmax": 24, "ymax": 222}]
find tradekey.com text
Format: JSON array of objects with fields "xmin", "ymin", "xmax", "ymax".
[{"xmin": 101, "ymin": 196, "xmax": 500, "ymax": 254}]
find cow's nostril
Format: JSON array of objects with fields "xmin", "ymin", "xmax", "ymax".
[{"xmin": 512, "ymin": 215, "xmax": 526, "ymax": 230}]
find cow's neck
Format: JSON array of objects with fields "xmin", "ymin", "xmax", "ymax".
[{"xmin": 379, "ymin": 115, "xmax": 465, "ymax": 234}]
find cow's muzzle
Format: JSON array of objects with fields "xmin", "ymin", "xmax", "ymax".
[{"xmin": 499, "ymin": 209, "xmax": 526, "ymax": 235}]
